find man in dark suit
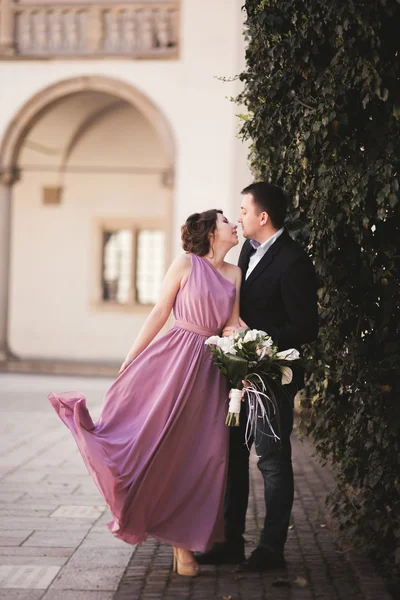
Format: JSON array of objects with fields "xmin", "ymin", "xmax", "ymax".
[{"xmin": 198, "ymin": 182, "xmax": 318, "ymax": 571}]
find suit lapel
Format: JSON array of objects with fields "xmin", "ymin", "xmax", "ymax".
[{"xmin": 241, "ymin": 230, "xmax": 290, "ymax": 296}]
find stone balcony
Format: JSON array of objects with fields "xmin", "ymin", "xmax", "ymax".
[{"xmin": 0, "ymin": 0, "xmax": 179, "ymax": 58}]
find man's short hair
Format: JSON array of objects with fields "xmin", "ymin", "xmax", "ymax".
[{"xmin": 241, "ymin": 182, "xmax": 288, "ymax": 229}]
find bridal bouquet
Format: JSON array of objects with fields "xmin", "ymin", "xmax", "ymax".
[{"xmin": 205, "ymin": 329, "xmax": 300, "ymax": 441}]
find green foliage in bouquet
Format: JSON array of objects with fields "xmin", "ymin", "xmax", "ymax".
[
  {"xmin": 209, "ymin": 347, "xmax": 249, "ymax": 390},
  {"xmin": 237, "ymin": 0, "xmax": 400, "ymax": 580}
]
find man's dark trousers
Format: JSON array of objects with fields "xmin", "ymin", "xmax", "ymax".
[
  {"xmin": 224, "ymin": 380, "xmax": 295, "ymax": 554},
  {"xmin": 223, "ymin": 230, "xmax": 318, "ymax": 556}
]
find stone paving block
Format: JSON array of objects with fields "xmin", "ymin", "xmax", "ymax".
[
  {"xmin": 0, "ymin": 466, "xmax": 13, "ymax": 477},
  {"xmin": 22, "ymin": 530, "xmax": 88, "ymax": 547},
  {"xmin": 50, "ymin": 566, "xmax": 126, "ymax": 591},
  {"xmin": 0, "ymin": 591, "xmax": 45, "ymax": 599},
  {"xmin": 0, "ymin": 556, "xmax": 69, "ymax": 567},
  {"xmin": 1, "ymin": 483, "xmax": 79, "ymax": 495},
  {"xmin": 22, "ymin": 457, "xmax": 66, "ymax": 469},
  {"xmin": 0, "ymin": 548, "xmax": 75, "ymax": 558},
  {"xmin": 74, "ymin": 480, "xmax": 103, "ymax": 495},
  {"xmin": 0, "ymin": 565, "xmax": 61, "ymax": 589},
  {"xmin": 0, "ymin": 492, "xmax": 25, "ymax": 503},
  {"xmin": 0, "ymin": 508, "xmax": 51, "ymax": 518},
  {"xmin": 42, "ymin": 592, "xmax": 114, "ymax": 600},
  {"xmin": 0, "ymin": 454, "xmax": 35, "ymax": 472},
  {"xmin": 45, "ymin": 479, "xmax": 93, "ymax": 490},
  {"xmin": 0, "ymin": 538, "xmax": 28, "ymax": 547},
  {"xmin": 290, "ymin": 589, "xmax": 314, "ymax": 599},
  {"xmin": 13, "ymin": 502, "xmax": 61, "ymax": 512},
  {"xmin": 91, "ymin": 509, "xmax": 113, "ymax": 530},
  {"xmin": 2, "ymin": 529, "xmax": 34, "ymax": 542},
  {"xmin": 0, "ymin": 517, "xmax": 93, "ymax": 532},
  {"xmin": 17, "ymin": 495, "xmax": 103, "ymax": 506},
  {"xmin": 1, "ymin": 433, "xmax": 71, "ymax": 467},
  {"xmin": 50, "ymin": 505, "xmax": 105, "ymax": 519},
  {"xmin": 46, "ymin": 459, "xmax": 89, "ymax": 469},
  {"xmin": 68, "ymin": 547, "xmax": 134, "ymax": 569},
  {"xmin": 81, "ymin": 531, "xmax": 129, "ymax": 549},
  {"xmin": 0, "ymin": 535, "xmax": 32, "ymax": 546},
  {"xmin": 1, "ymin": 471, "xmax": 48, "ymax": 484}
]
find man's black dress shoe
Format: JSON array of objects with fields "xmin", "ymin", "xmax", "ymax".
[
  {"xmin": 196, "ymin": 540, "xmax": 245, "ymax": 565},
  {"xmin": 240, "ymin": 547, "xmax": 286, "ymax": 572}
]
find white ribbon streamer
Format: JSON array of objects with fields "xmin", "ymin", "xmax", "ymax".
[{"xmin": 243, "ymin": 374, "xmax": 281, "ymax": 448}]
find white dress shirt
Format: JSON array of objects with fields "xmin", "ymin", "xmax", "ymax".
[{"xmin": 245, "ymin": 228, "xmax": 285, "ymax": 280}]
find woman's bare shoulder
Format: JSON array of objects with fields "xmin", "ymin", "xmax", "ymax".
[
  {"xmin": 224, "ymin": 262, "xmax": 242, "ymax": 276},
  {"xmin": 223, "ymin": 262, "xmax": 242, "ymax": 284},
  {"xmin": 170, "ymin": 253, "xmax": 192, "ymax": 274}
]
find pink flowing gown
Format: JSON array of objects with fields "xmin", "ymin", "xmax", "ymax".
[{"xmin": 48, "ymin": 254, "xmax": 236, "ymax": 551}]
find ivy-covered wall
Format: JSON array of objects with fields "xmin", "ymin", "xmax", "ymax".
[{"xmin": 238, "ymin": 0, "xmax": 400, "ymax": 578}]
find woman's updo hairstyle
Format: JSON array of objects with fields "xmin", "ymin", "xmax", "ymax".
[{"xmin": 181, "ymin": 209, "xmax": 222, "ymax": 256}]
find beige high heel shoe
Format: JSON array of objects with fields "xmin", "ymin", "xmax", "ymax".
[{"xmin": 172, "ymin": 547, "xmax": 200, "ymax": 577}]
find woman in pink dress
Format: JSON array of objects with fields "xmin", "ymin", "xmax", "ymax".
[{"xmin": 49, "ymin": 209, "xmax": 241, "ymax": 576}]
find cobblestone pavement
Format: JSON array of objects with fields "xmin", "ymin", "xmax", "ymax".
[{"xmin": 0, "ymin": 374, "xmax": 391, "ymax": 600}]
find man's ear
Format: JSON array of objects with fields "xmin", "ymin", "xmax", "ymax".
[{"xmin": 260, "ymin": 212, "xmax": 268, "ymax": 225}]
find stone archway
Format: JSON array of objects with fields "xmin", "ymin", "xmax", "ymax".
[{"xmin": 0, "ymin": 75, "xmax": 175, "ymax": 361}]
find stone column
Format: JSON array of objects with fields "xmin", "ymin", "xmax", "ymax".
[
  {"xmin": 0, "ymin": 0, "xmax": 14, "ymax": 56},
  {"xmin": 87, "ymin": 7, "xmax": 103, "ymax": 53},
  {"xmin": 0, "ymin": 167, "xmax": 18, "ymax": 361}
]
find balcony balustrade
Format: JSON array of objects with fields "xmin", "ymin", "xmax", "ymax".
[{"xmin": 0, "ymin": 0, "xmax": 179, "ymax": 58}]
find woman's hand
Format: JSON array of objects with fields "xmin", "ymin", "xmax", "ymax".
[
  {"xmin": 119, "ymin": 356, "xmax": 134, "ymax": 375},
  {"xmin": 238, "ymin": 317, "xmax": 249, "ymax": 329},
  {"xmin": 222, "ymin": 323, "xmax": 246, "ymax": 337},
  {"xmin": 222, "ymin": 318, "xmax": 249, "ymax": 337}
]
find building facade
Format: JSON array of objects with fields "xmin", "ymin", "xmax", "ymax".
[{"xmin": 0, "ymin": 0, "xmax": 250, "ymax": 363}]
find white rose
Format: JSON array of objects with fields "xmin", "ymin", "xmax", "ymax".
[
  {"xmin": 243, "ymin": 329, "xmax": 259, "ymax": 343},
  {"xmin": 256, "ymin": 330, "xmax": 269, "ymax": 338},
  {"xmin": 276, "ymin": 348, "xmax": 300, "ymax": 361},
  {"xmin": 217, "ymin": 337, "xmax": 237, "ymax": 355},
  {"xmin": 205, "ymin": 335, "xmax": 221, "ymax": 346},
  {"xmin": 261, "ymin": 336, "xmax": 274, "ymax": 347}
]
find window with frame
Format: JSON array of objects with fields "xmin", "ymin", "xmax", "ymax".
[{"xmin": 101, "ymin": 226, "xmax": 165, "ymax": 307}]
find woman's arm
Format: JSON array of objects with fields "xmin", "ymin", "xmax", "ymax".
[
  {"xmin": 119, "ymin": 254, "xmax": 191, "ymax": 373},
  {"xmin": 222, "ymin": 267, "xmax": 247, "ymax": 336}
]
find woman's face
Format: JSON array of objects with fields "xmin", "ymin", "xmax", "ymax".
[{"xmin": 214, "ymin": 212, "xmax": 238, "ymax": 248}]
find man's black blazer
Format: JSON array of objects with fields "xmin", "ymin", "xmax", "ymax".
[{"xmin": 238, "ymin": 230, "xmax": 318, "ymax": 359}]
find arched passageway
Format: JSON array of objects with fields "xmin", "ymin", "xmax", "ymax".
[{"xmin": 0, "ymin": 75, "xmax": 175, "ymax": 361}]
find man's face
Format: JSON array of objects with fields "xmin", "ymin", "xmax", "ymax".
[{"xmin": 238, "ymin": 193, "xmax": 265, "ymax": 240}]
